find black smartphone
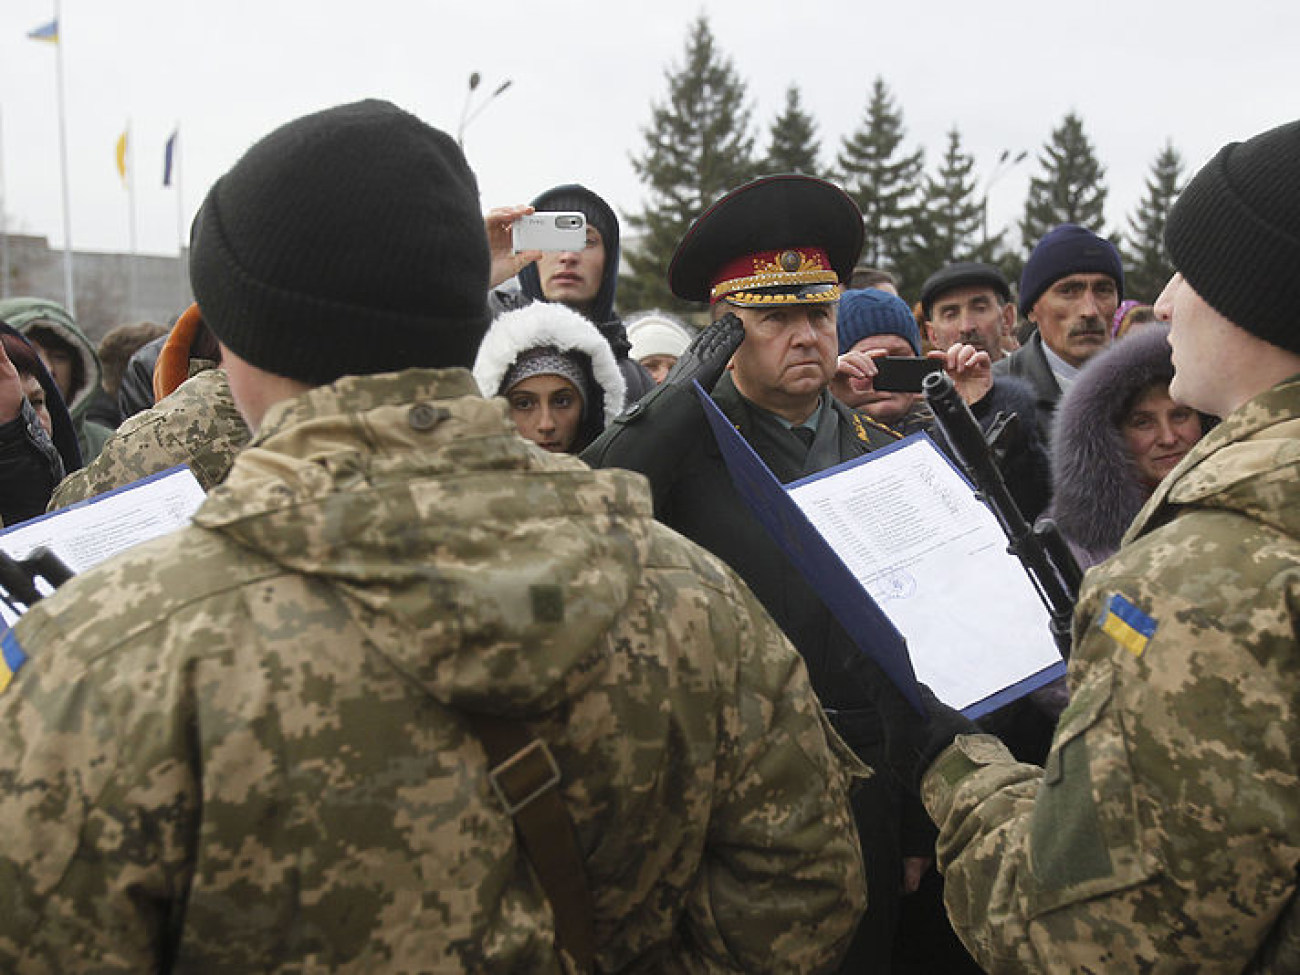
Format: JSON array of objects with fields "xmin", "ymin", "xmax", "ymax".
[{"xmin": 872, "ymin": 356, "xmax": 943, "ymax": 393}]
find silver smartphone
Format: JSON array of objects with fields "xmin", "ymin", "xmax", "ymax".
[{"xmin": 511, "ymin": 211, "xmax": 587, "ymax": 252}]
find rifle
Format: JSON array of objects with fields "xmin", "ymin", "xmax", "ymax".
[
  {"xmin": 0, "ymin": 547, "xmax": 74, "ymax": 617},
  {"xmin": 922, "ymin": 371, "xmax": 1082, "ymax": 658}
]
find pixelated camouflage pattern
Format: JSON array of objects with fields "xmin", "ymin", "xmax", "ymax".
[
  {"xmin": 922, "ymin": 373, "xmax": 1300, "ymax": 973},
  {"xmin": 0, "ymin": 367, "xmax": 866, "ymax": 973},
  {"xmin": 47, "ymin": 366, "xmax": 249, "ymax": 510}
]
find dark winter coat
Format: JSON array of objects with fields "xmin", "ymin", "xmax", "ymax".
[
  {"xmin": 583, "ymin": 372, "xmax": 927, "ymax": 971},
  {"xmin": 1049, "ymin": 324, "xmax": 1210, "ymax": 569},
  {"xmin": 993, "ymin": 331, "xmax": 1061, "ymax": 444}
]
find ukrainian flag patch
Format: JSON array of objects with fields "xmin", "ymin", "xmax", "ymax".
[
  {"xmin": 0, "ymin": 627, "xmax": 28, "ymax": 693},
  {"xmin": 1099, "ymin": 593, "xmax": 1157, "ymax": 658}
]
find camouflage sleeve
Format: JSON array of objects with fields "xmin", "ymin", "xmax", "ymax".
[
  {"xmin": 669, "ymin": 574, "xmax": 869, "ymax": 974},
  {"xmin": 921, "ymin": 549, "xmax": 1300, "ymax": 972},
  {"xmin": 48, "ymin": 368, "xmax": 248, "ymax": 510},
  {"xmin": 0, "ymin": 608, "xmax": 196, "ymax": 972}
]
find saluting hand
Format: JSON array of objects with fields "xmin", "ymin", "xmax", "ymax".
[{"xmin": 662, "ymin": 312, "xmax": 745, "ymax": 393}]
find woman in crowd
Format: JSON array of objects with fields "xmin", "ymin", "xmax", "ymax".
[
  {"xmin": 473, "ymin": 302, "xmax": 625, "ymax": 455},
  {"xmin": 1051, "ymin": 323, "xmax": 1211, "ymax": 570},
  {"xmin": 0, "ymin": 324, "xmax": 80, "ymax": 526}
]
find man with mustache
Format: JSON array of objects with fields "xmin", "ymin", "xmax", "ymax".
[{"xmin": 993, "ymin": 224, "xmax": 1123, "ymax": 443}]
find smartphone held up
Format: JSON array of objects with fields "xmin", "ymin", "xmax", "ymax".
[{"xmin": 871, "ymin": 356, "xmax": 943, "ymax": 393}]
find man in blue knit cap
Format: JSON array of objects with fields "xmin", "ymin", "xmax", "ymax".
[{"xmin": 993, "ymin": 224, "xmax": 1123, "ymax": 443}]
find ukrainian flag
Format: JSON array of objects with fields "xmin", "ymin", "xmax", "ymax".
[
  {"xmin": 1099, "ymin": 593, "xmax": 1157, "ymax": 658},
  {"xmin": 27, "ymin": 19, "xmax": 59, "ymax": 43},
  {"xmin": 0, "ymin": 627, "xmax": 27, "ymax": 693}
]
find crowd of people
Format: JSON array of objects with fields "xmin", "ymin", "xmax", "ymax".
[{"xmin": 0, "ymin": 98, "xmax": 1296, "ymax": 973}]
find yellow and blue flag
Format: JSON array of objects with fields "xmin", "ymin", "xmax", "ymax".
[
  {"xmin": 116, "ymin": 130, "xmax": 128, "ymax": 184},
  {"xmin": 0, "ymin": 628, "xmax": 27, "ymax": 694},
  {"xmin": 1099, "ymin": 593, "xmax": 1157, "ymax": 658},
  {"xmin": 27, "ymin": 19, "xmax": 58, "ymax": 44},
  {"xmin": 163, "ymin": 129, "xmax": 178, "ymax": 187}
]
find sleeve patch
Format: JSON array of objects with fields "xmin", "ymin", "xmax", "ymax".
[
  {"xmin": 0, "ymin": 627, "xmax": 28, "ymax": 693},
  {"xmin": 1097, "ymin": 593, "xmax": 1157, "ymax": 658}
]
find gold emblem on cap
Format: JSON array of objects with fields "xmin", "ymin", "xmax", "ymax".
[{"xmin": 709, "ymin": 248, "xmax": 839, "ymax": 303}]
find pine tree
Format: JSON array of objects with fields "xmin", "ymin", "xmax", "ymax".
[
  {"xmin": 895, "ymin": 127, "xmax": 990, "ymax": 291},
  {"xmin": 1124, "ymin": 140, "xmax": 1184, "ymax": 302},
  {"xmin": 765, "ymin": 84, "xmax": 821, "ymax": 176},
  {"xmin": 623, "ymin": 15, "xmax": 758, "ymax": 312},
  {"xmin": 1019, "ymin": 112, "xmax": 1108, "ymax": 254},
  {"xmin": 835, "ymin": 78, "xmax": 924, "ymax": 271}
]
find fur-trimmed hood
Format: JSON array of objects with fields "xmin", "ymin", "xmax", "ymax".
[
  {"xmin": 473, "ymin": 301, "xmax": 627, "ymax": 452},
  {"xmin": 1050, "ymin": 325, "xmax": 1208, "ymax": 565}
]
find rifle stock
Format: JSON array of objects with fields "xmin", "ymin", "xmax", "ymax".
[{"xmin": 0, "ymin": 547, "xmax": 74, "ymax": 618}]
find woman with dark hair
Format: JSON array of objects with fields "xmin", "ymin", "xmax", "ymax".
[
  {"xmin": 0, "ymin": 323, "xmax": 81, "ymax": 526},
  {"xmin": 473, "ymin": 302, "xmax": 625, "ymax": 455},
  {"xmin": 1050, "ymin": 323, "xmax": 1211, "ymax": 570}
]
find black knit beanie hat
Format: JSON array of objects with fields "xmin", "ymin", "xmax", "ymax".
[
  {"xmin": 1018, "ymin": 224, "xmax": 1124, "ymax": 318},
  {"xmin": 189, "ymin": 99, "xmax": 490, "ymax": 384},
  {"xmin": 517, "ymin": 183, "xmax": 620, "ymax": 323},
  {"xmin": 1164, "ymin": 118, "xmax": 1300, "ymax": 356}
]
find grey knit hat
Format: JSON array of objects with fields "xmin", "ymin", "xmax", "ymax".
[
  {"xmin": 189, "ymin": 99, "xmax": 490, "ymax": 384},
  {"xmin": 1164, "ymin": 118, "xmax": 1300, "ymax": 356}
]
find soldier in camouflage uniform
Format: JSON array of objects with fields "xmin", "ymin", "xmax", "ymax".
[
  {"xmin": 907, "ymin": 119, "xmax": 1300, "ymax": 971},
  {"xmin": 0, "ymin": 100, "xmax": 867, "ymax": 972},
  {"xmin": 47, "ymin": 366, "xmax": 248, "ymax": 509}
]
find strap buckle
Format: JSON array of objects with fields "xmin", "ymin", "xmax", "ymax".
[{"xmin": 488, "ymin": 737, "xmax": 561, "ymax": 816}]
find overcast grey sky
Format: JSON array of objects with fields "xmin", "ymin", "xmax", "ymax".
[{"xmin": 3, "ymin": 0, "xmax": 1297, "ymax": 284}]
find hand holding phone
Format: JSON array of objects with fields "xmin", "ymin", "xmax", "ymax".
[{"xmin": 511, "ymin": 212, "xmax": 587, "ymax": 253}]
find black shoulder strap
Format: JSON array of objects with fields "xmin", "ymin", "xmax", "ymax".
[{"xmin": 463, "ymin": 713, "xmax": 595, "ymax": 972}]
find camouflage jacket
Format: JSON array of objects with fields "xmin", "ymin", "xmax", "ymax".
[
  {"xmin": 47, "ymin": 367, "xmax": 249, "ymax": 510},
  {"xmin": 0, "ymin": 368, "xmax": 866, "ymax": 973},
  {"xmin": 921, "ymin": 373, "xmax": 1300, "ymax": 972}
]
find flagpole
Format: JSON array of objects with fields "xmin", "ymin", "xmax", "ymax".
[
  {"xmin": 126, "ymin": 120, "xmax": 137, "ymax": 318},
  {"xmin": 53, "ymin": 0, "xmax": 75, "ymax": 317},
  {"xmin": 0, "ymin": 107, "xmax": 10, "ymax": 299},
  {"xmin": 172, "ymin": 125, "xmax": 187, "ymax": 306}
]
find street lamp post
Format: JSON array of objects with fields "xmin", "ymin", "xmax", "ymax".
[
  {"xmin": 457, "ymin": 72, "xmax": 513, "ymax": 148},
  {"xmin": 982, "ymin": 148, "xmax": 1028, "ymax": 246}
]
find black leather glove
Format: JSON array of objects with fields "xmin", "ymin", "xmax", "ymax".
[
  {"xmin": 914, "ymin": 683, "xmax": 979, "ymax": 785},
  {"xmin": 661, "ymin": 312, "xmax": 745, "ymax": 393}
]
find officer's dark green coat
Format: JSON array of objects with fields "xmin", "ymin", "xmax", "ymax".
[
  {"xmin": 584, "ymin": 372, "xmax": 924, "ymax": 969},
  {"xmin": 0, "ymin": 368, "xmax": 866, "ymax": 972},
  {"xmin": 923, "ymin": 374, "xmax": 1300, "ymax": 972}
]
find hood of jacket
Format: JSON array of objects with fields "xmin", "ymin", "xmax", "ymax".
[
  {"xmin": 0, "ymin": 320, "xmax": 82, "ymax": 475},
  {"xmin": 517, "ymin": 183, "xmax": 621, "ymax": 328},
  {"xmin": 473, "ymin": 300, "xmax": 626, "ymax": 450},
  {"xmin": 1127, "ymin": 371, "xmax": 1300, "ymax": 546},
  {"xmin": 192, "ymin": 367, "xmax": 655, "ymax": 718},
  {"xmin": 0, "ymin": 297, "xmax": 102, "ymax": 421},
  {"xmin": 1050, "ymin": 325, "xmax": 1197, "ymax": 555}
]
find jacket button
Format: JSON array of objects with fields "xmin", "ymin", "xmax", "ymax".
[{"xmin": 408, "ymin": 403, "xmax": 446, "ymax": 431}]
